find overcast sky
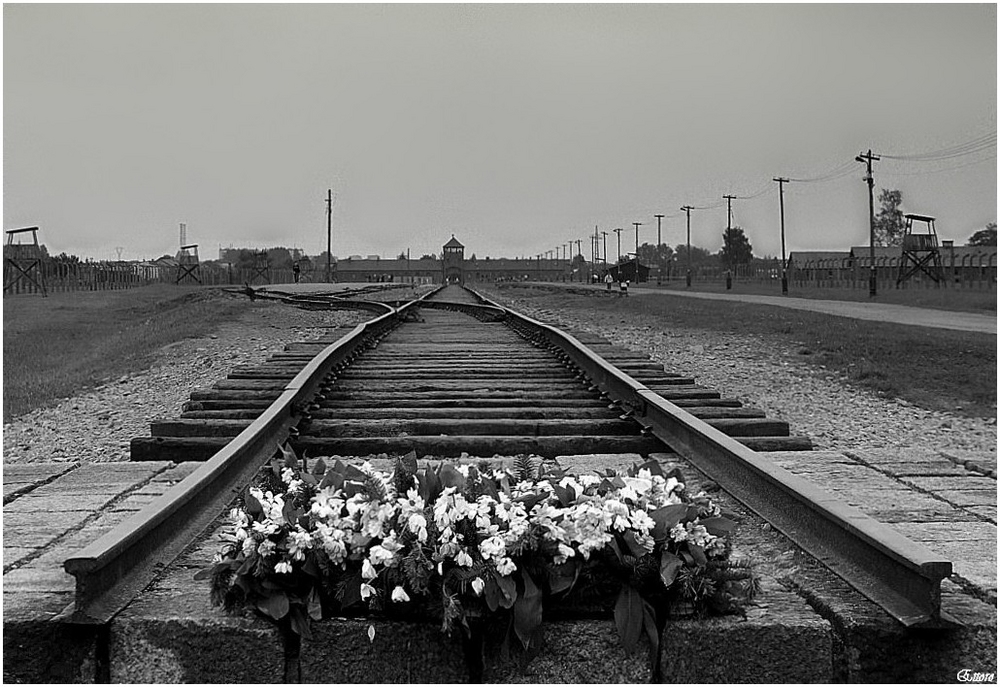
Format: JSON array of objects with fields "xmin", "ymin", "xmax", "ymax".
[{"xmin": 4, "ymin": 4, "xmax": 996, "ymax": 262}]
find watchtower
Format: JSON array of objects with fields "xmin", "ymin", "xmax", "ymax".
[
  {"xmin": 442, "ymin": 235, "xmax": 464, "ymax": 285},
  {"xmin": 896, "ymin": 214, "xmax": 944, "ymax": 286},
  {"xmin": 176, "ymin": 244, "xmax": 202, "ymax": 284},
  {"xmin": 250, "ymin": 250, "xmax": 270, "ymax": 285},
  {"xmin": 4, "ymin": 227, "xmax": 47, "ymax": 296}
]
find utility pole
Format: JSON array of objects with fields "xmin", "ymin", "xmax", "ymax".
[
  {"xmin": 773, "ymin": 177, "xmax": 789, "ymax": 295},
  {"xmin": 722, "ymin": 194, "xmax": 736, "ymax": 289},
  {"xmin": 601, "ymin": 231, "xmax": 608, "ymax": 267},
  {"xmin": 856, "ymin": 149, "xmax": 880, "ymax": 297},
  {"xmin": 654, "ymin": 213, "xmax": 665, "ymax": 284},
  {"xmin": 325, "ymin": 189, "xmax": 333, "ymax": 283},
  {"xmin": 681, "ymin": 206, "xmax": 693, "ymax": 287},
  {"xmin": 574, "ymin": 239, "xmax": 582, "ymax": 281},
  {"xmin": 613, "ymin": 228, "xmax": 623, "ymax": 265},
  {"xmin": 632, "ymin": 222, "xmax": 642, "ymax": 281}
]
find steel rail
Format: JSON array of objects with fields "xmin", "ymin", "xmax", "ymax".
[
  {"xmin": 471, "ymin": 288, "xmax": 955, "ymax": 628},
  {"xmin": 61, "ymin": 295, "xmax": 428, "ymax": 624}
]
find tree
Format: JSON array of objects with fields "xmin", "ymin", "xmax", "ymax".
[
  {"xmin": 720, "ymin": 226, "xmax": 753, "ymax": 267},
  {"xmin": 674, "ymin": 245, "xmax": 713, "ymax": 266},
  {"xmin": 635, "ymin": 242, "xmax": 674, "ymax": 268},
  {"xmin": 397, "ymin": 251, "xmax": 407, "ymax": 260},
  {"xmin": 419, "ymin": 253, "xmax": 438, "ymax": 260},
  {"xmin": 873, "ymin": 189, "xmax": 905, "ymax": 246},
  {"xmin": 967, "ymin": 222, "xmax": 997, "ymax": 247}
]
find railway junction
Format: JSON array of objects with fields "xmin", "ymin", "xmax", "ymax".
[{"xmin": 3, "ymin": 282, "xmax": 996, "ymax": 683}]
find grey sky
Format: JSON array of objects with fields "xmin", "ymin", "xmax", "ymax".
[{"xmin": 3, "ymin": 4, "xmax": 996, "ymax": 262}]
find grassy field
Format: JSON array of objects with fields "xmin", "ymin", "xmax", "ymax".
[
  {"xmin": 3, "ymin": 286, "xmax": 254, "ymax": 422},
  {"xmin": 642, "ymin": 279, "xmax": 996, "ymax": 313},
  {"xmin": 493, "ymin": 284, "xmax": 997, "ymax": 420}
]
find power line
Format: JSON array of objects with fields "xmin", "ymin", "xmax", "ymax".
[
  {"xmin": 881, "ymin": 152, "xmax": 996, "ymax": 177},
  {"xmin": 881, "ymin": 132, "xmax": 996, "ymax": 161}
]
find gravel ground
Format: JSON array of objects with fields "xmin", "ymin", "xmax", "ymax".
[
  {"xmin": 3, "ymin": 302, "xmax": 369, "ymax": 464},
  {"xmin": 490, "ymin": 292, "xmax": 997, "ymax": 470},
  {"xmin": 3, "ymin": 293, "xmax": 995, "ymax": 470}
]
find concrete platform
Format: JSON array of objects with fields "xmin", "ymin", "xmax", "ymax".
[{"xmin": 4, "ymin": 454, "xmax": 996, "ymax": 682}]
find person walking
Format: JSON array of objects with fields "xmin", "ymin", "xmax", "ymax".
[
  {"xmin": 605, "ymin": 272, "xmax": 613, "ymax": 292},
  {"xmin": 292, "ymin": 261, "xmax": 301, "ymax": 283}
]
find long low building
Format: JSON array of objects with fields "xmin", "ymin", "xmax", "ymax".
[{"xmin": 330, "ymin": 236, "xmax": 583, "ymax": 284}]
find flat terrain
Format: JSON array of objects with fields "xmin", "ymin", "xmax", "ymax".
[
  {"xmin": 491, "ymin": 283, "xmax": 996, "ymax": 420},
  {"xmin": 647, "ymin": 279, "xmax": 996, "ymax": 314},
  {"xmin": 2, "ymin": 286, "xmax": 261, "ymax": 422}
]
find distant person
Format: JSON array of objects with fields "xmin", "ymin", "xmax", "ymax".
[
  {"xmin": 292, "ymin": 261, "xmax": 300, "ymax": 283},
  {"xmin": 605, "ymin": 272, "xmax": 613, "ymax": 292},
  {"xmin": 619, "ymin": 278, "xmax": 627, "ymax": 296}
]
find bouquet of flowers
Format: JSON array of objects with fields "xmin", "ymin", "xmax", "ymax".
[{"xmin": 199, "ymin": 448, "xmax": 757, "ymax": 660}]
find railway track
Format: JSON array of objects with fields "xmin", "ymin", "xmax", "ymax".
[{"xmin": 63, "ymin": 284, "xmax": 953, "ymax": 636}]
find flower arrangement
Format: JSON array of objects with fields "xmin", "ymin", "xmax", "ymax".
[{"xmin": 199, "ymin": 448, "xmax": 757, "ymax": 664}]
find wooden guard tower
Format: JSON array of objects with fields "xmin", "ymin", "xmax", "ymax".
[
  {"xmin": 176, "ymin": 244, "xmax": 202, "ymax": 284},
  {"xmin": 896, "ymin": 214, "xmax": 944, "ymax": 286},
  {"xmin": 250, "ymin": 250, "xmax": 270, "ymax": 285},
  {"xmin": 4, "ymin": 227, "xmax": 47, "ymax": 296}
]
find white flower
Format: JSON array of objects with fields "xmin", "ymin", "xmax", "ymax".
[
  {"xmin": 281, "ymin": 467, "xmax": 296, "ymax": 484},
  {"xmin": 456, "ymin": 549, "xmax": 474, "ymax": 567},
  {"xmin": 471, "ymin": 577, "xmax": 485, "ymax": 596},
  {"xmin": 362, "ymin": 558, "xmax": 378, "ymax": 580},
  {"xmin": 274, "ymin": 560, "xmax": 294, "ymax": 574},
  {"xmin": 496, "ymin": 557, "xmax": 517, "ymax": 576},
  {"xmin": 287, "ymin": 528, "xmax": 313, "ymax": 561},
  {"xmin": 360, "ymin": 582, "xmax": 377, "ymax": 600},
  {"xmin": 669, "ymin": 523, "xmax": 688, "ymax": 543},
  {"xmin": 391, "ymin": 585, "xmax": 410, "ymax": 603},
  {"xmin": 257, "ymin": 540, "xmax": 276, "ymax": 557},
  {"xmin": 479, "ymin": 535, "xmax": 506, "ymax": 561},
  {"xmin": 406, "ymin": 513, "xmax": 428, "ymax": 542}
]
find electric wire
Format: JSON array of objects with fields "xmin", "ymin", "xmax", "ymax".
[{"xmin": 881, "ymin": 132, "xmax": 996, "ymax": 161}]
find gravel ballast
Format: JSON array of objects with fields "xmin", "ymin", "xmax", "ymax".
[
  {"xmin": 3, "ymin": 294, "xmax": 996, "ymax": 472},
  {"xmin": 491, "ymin": 293, "xmax": 997, "ymax": 474},
  {"xmin": 3, "ymin": 302, "xmax": 368, "ymax": 464}
]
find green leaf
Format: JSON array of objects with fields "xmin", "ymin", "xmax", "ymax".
[
  {"xmin": 480, "ymin": 475, "xmax": 500, "ymax": 502},
  {"xmin": 512, "ymin": 571, "xmax": 543, "ymax": 650},
  {"xmin": 193, "ymin": 564, "xmax": 220, "ymax": 581},
  {"xmin": 650, "ymin": 503, "xmax": 688, "ymax": 541},
  {"xmin": 659, "ymin": 551, "xmax": 683, "ymax": 587},
  {"xmin": 551, "ymin": 483, "xmax": 574, "ymax": 507},
  {"xmin": 622, "ymin": 530, "xmax": 649, "ymax": 559},
  {"xmin": 637, "ymin": 459, "xmax": 664, "ymax": 477},
  {"xmin": 484, "ymin": 577, "xmax": 501, "ymax": 612},
  {"xmin": 699, "ymin": 516, "xmax": 736, "ymax": 537},
  {"xmin": 438, "ymin": 463, "xmax": 466, "ymax": 491},
  {"xmin": 516, "ymin": 492, "xmax": 548, "ymax": 513},
  {"xmin": 344, "ymin": 463, "xmax": 367, "ymax": 481},
  {"xmin": 279, "ymin": 443, "xmax": 299, "ymax": 469},
  {"xmin": 664, "ymin": 467, "xmax": 686, "ymax": 484},
  {"xmin": 307, "ymin": 586, "xmax": 323, "ymax": 621},
  {"xmin": 606, "ymin": 537, "xmax": 625, "ymax": 563},
  {"xmin": 546, "ymin": 560, "xmax": 579, "ymax": 595},
  {"xmin": 256, "ymin": 591, "xmax": 290, "ymax": 620},
  {"xmin": 243, "ymin": 491, "xmax": 263, "ymax": 518},
  {"xmin": 288, "ymin": 605, "xmax": 313, "ymax": 640},
  {"xmin": 688, "ymin": 544, "xmax": 708, "ymax": 566},
  {"xmin": 319, "ymin": 467, "xmax": 344, "ymax": 491},
  {"xmin": 336, "ymin": 571, "xmax": 363, "ymax": 609},
  {"xmin": 418, "ymin": 467, "xmax": 441, "ymax": 504},
  {"xmin": 400, "ymin": 450, "xmax": 418, "ymax": 475},
  {"xmin": 496, "ymin": 574, "xmax": 517, "ymax": 609},
  {"xmin": 614, "ymin": 585, "xmax": 643, "ymax": 655},
  {"xmin": 310, "ymin": 457, "xmax": 327, "ymax": 477},
  {"xmin": 642, "ymin": 599, "xmax": 659, "ymax": 656}
]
